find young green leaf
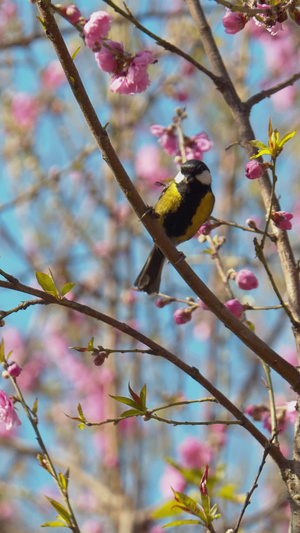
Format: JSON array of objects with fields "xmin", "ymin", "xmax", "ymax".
[
  {"xmin": 35, "ymin": 271, "xmax": 59, "ymax": 297},
  {"xmin": 61, "ymin": 282, "xmax": 77, "ymax": 297},
  {"xmin": 0, "ymin": 338, "xmax": 5, "ymax": 363},
  {"xmin": 44, "ymin": 497, "xmax": 71, "ymax": 525},
  {"xmin": 163, "ymin": 519, "xmax": 202, "ymax": 528},
  {"xmin": 41, "ymin": 520, "xmax": 67, "ymax": 527}
]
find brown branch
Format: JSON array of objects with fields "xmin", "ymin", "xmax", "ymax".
[
  {"xmin": 246, "ymin": 73, "xmax": 300, "ymax": 109},
  {"xmin": 0, "ymin": 273, "xmax": 293, "ymax": 470}
]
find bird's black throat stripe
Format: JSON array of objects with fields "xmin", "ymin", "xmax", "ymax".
[{"xmin": 163, "ymin": 178, "xmax": 211, "ymax": 239}]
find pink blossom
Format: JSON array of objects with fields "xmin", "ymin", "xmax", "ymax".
[
  {"xmin": 160, "ymin": 465, "xmax": 186, "ymax": 498},
  {"xmin": 83, "ymin": 11, "xmax": 112, "ymax": 51},
  {"xmin": 18, "ymin": 357, "xmax": 46, "ymax": 391},
  {"xmin": 245, "ymin": 160, "xmax": 263, "ymax": 180},
  {"xmin": 65, "ymin": 4, "xmax": 82, "ymax": 24},
  {"xmin": 173, "ymin": 308, "xmax": 192, "ymax": 325},
  {"xmin": 149, "ymin": 527, "xmax": 164, "ymax": 533},
  {"xmin": 0, "ymin": 390, "xmax": 21, "ymax": 430},
  {"xmin": 184, "ymin": 132, "xmax": 213, "ymax": 161},
  {"xmin": 222, "ymin": 8, "xmax": 247, "ymax": 34},
  {"xmin": 245, "ymin": 404, "xmax": 269, "ymax": 420},
  {"xmin": 178, "ymin": 436, "xmax": 213, "ymax": 469},
  {"xmin": 109, "ymin": 49, "xmax": 154, "ymax": 95},
  {"xmin": 95, "ymin": 40, "xmax": 125, "ymax": 73},
  {"xmin": 41, "ymin": 61, "xmax": 66, "ymax": 90},
  {"xmin": 235, "ymin": 269, "xmax": 259, "ymax": 290},
  {"xmin": 135, "ymin": 144, "xmax": 170, "ymax": 187},
  {"xmin": 271, "ymin": 211, "xmax": 293, "ymax": 230},
  {"xmin": 198, "ymin": 222, "xmax": 212, "ymax": 235},
  {"xmin": 11, "ymin": 93, "xmax": 39, "ymax": 130},
  {"xmin": 285, "ymin": 400, "xmax": 297, "ymax": 424},
  {"xmin": 150, "ymin": 125, "xmax": 166, "ymax": 137},
  {"xmin": 81, "ymin": 519, "xmax": 103, "ymax": 533},
  {"xmin": 280, "ymin": 346, "xmax": 298, "ymax": 366},
  {"xmin": 210, "ymin": 424, "xmax": 227, "ymax": 447},
  {"xmin": 224, "ymin": 298, "xmax": 244, "ymax": 318},
  {"xmin": 7, "ymin": 363, "xmax": 22, "ymax": 378},
  {"xmin": 150, "ymin": 125, "xmax": 178, "ymax": 155},
  {"xmin": 0, "ymin": 0, "xmax": 17, "ymax": 19},
  {"xmin": 271, "ymin": 85, "xmax": 297, "ymax": 111}
]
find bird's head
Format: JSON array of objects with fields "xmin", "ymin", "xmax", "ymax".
[{"xmin": 174, "ymin": 159, "xmax": 212, "ymax": 186}]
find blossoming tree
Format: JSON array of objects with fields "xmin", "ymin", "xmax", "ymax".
[{"xmin": 1, "ymin": 1, "xmax": 300, "ymax": 532}]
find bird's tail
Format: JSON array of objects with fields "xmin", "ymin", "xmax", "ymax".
[{"xmin": 134, "ymin": 245, "xmax": 165, "ymax": 294}]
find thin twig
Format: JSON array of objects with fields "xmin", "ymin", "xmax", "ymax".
[
  {"xmin": 246, "ymin": 73, "xmax": 300, "ymax": 109},
  {"xmin": 233, "ymin": 433, "xmax": 279, "ymax": 532}
]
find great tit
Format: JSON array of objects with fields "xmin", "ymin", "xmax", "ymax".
[{"xmin": 134, "ymin": 159, "xmax": 215, "ymax": 294}]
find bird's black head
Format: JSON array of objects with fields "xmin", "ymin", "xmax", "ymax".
[{"xmin": 180, "ymin": 159, "xmax": 212, "ymax": 185}]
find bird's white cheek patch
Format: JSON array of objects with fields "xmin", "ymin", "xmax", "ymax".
[
  {"xmin": 174, "ymin": 171, "xmax": 186, "ymax": 184},
  {"xmin": 196, "ymin": 169, "xmax": 212, "ymax": 185}
]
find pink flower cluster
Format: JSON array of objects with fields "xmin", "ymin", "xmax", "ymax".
[
  {"xmin": 11, "ymin": 93, "xmax": 40, "ymax": 130},
  {"xmin": 0, "ymin": 390, "xmax": 21, "ymax": 431},
  {"xmin": 245, "ymin": 400, "xmax": 297, "ymax": 433},
  {"xmin": 222, "ymin": 3, "xmax": 300, "ymax": 35},
  {"xmin": 150, "ymin": 124, "xmax": 213, "ymax": 162},
  {"xmin": 83, "ymin": 10, "xmax": 155, "ymax": 95}
]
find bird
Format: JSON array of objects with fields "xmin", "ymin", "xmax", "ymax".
[{"xmin": 134, "ymin": 159, "xmax": 215, "ymax": 294}]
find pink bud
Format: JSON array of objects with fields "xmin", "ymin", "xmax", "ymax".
[
  {"xmin": 65, "ymin": 4, "xmax": 82, "ymax": 24},
  {"xmin": 222, "ymin": 8, "xmax": 247, "ymax": 34},
  {"xmin": 173, "ymin": 308, "xmax": 192, "ymax": 325},
  {"xmin": 8, "ymin": 363, "xmax": 22, "ymax": 378},
  {"xmin": 235, "ymin": 269, "xmax": 259, "ymax": 290},
  {"xmin": 155, "ymin": 298, "xmax": 173, "ymax": 308},
  {"xmin": 245, "ymin": 160, "xmax": 263, "ymax": 180},
  {"xmin": 197, "ymin": 299, "xmax": 209, "ymax": 310},
  {"xmin": 271, "ymin": 211, "xmax": 293, "ymax": 230},
  {"xmin": 224, "ymin": 298, "xmax": 244, "ymax": 318},
  {"xmin": 93, "ymin": 351, "xmax": 108, "ymax": 366},
  {"xmin": 198, "ymin": 222, "xmax": 212, "ymax": 235},
  {"xmin": 200, "ymin": 465, "xmax": 209, "ymax": 496}
]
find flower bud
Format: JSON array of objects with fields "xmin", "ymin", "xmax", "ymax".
[
  {"xmin": 8, "ymin": 363, "xmax": 22, "ymax": 378},
  {"xmin": 173, "ymin": 308, "xmax": 192, "ymax": 325},
  {"xmin": 235, "ymin": 269, "xmax": 259, "ymax": 290},
  {"xmin": 224, "ymin": 298, "xmax": 244, "ymax": 318},
  {"xmin": 245, "ymin": 160, "xmax": 263, "ymax": 180}
]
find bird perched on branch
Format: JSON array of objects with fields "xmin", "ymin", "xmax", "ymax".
[{"xmin": 134, "ymin": 159, "xmax": 215, "ymax": 294}]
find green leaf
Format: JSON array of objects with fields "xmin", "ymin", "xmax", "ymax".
[
  {"xmin": 120, "ymin": 409, "xmax": 142, "ymax": 418},
  {"xmin": 248, "ymin": 140, "xmax": 269, "ymax": 150},
  {"xmin": 163, "ymin": 519, "xmax": 202, "ymax": 528},
  {"xmin": 172, "ymin": 491, "xmax": 206, "ymax": 521},
  {"xmin": 250, "ymin": 148, "xmax": 271, "ymax": 159},
  {"xmin": 78, "ymin": 423, "xmax": 85, "ymax": 430},
  {"xmin": 58, "ymin": 471, "xmax": 68, "ymax": 491},
  {"xmin": 152, "ymin": 500, "xmax": 184, "ymax": 519},
  {"xmin": 32, "ymin": 398, "xmax": 38, "ymax": 416},
  {"xmin": 88, "ymin": 337, "xmax": 94, "ymax": 350},
  {"xmin": 140, "ymin": 384, "xmax": 147, "ymax": 409},
  {"xmin": 41, "ymin": 520, "xmax": 67, "ymax": 527},
  {"xmin": 44, "ymin": 497, "xmax": 71, "ymax": 525},
  {"xmin": 71, "ymin": 46, "xmax": 81, "ymax": 60},
  {"xmin": 61, "ymin": 282, "xmax": 77, "ymax": 297},
  {"xmin": 110, "ymin": 395, "xmax": 141, "ymax": 409},
  {"xmin": 7, "ymin": 350, "xmax": 13, "ymax": 360},
  {"xmin": 35, "ymin": 271, "xmax": 58, "ymax": 297},
  {"xmin": 278, "ymin": 130, "xmax": 296, "ymax": 147},
  {"xmin": 0, "ymin": 338, "xmax": 5, "ymax": 363},
  {"xmin": 77, "ymin": 403, "xmax": 86, "ymax": 422},
  {"xmin": 216, "ymin": 483, "xmax": 245, "ymax": 503}
]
